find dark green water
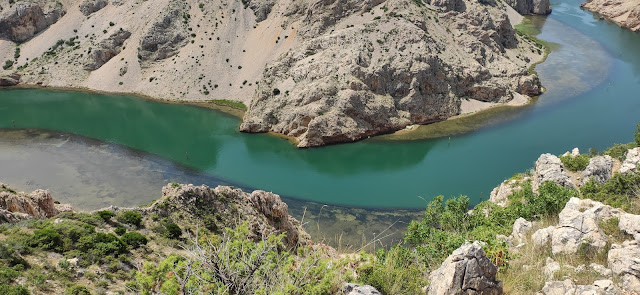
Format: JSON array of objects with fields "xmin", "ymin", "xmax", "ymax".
[{"xmin": 1, "ymin": 0, "xmax": 639, "ymax": 209}]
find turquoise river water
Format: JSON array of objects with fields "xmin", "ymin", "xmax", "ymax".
[{"xmin": 1, "ymin": 0, "xmax": 639, "ymax": 212}]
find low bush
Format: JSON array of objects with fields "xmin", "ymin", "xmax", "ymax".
[
  {"xmin": 559, "ymin": 154, "xmax": 590, "ymax": 171},
  {"xmin": 117, "ymin": 211, "xmax": 142, "ymax": 227},
  {"xmin": 121, "ymin": 232, "xmax": 148, "ymax": 249},
  {"xmin": 96, "ymin": 210, "xmax": 115, "ymax": 222}
]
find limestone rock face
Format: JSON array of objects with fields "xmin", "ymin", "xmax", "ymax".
[
  {"xmin": 79, "ymin": 0, "xmax": 108, "ymax": 16},
  {"xmin": 338, "ymin": 283, "xmax": 382, "ymax": 295},
  {"xmin": 619, "ymin": 213, "xmax": 640, "ymax": 242},
  {"xmin": 532, "ymin": 154, "xmax": 575, "ymax": 193},
  {"xmin": 532, "ymin": 225, "xmax": 554, "ymax": 248},
  {"xmin": 511, "ymin": 217, "xmax": 533, "ymax": 245},
  {"xmin": 240, "ymin": 0, "xmax": 542, "ymax": 147},
  {"xmin": 581, "ymin": 0, "xmax": 640, "ymax": 32},
  {"xmin": 246, "ymin": 0, "xmax": 275, "ymax": 22},
  {"xmin": 580, "ymin": 155, "xmax": 614, "ymax": 185},
  {"xmin": 138, "ymin": 0, "xmax": 188, "ymax": 64},
  {"xmin": 0, "ymin": 74, "xmax": 20, "ymax": 86},
  {"xmin": 427, "ymin": 241, "xmax": 502, "ymax": 295},
  {"xmin": 153, "ymin": 183, "xmax": 310, "ymax": 247},
  {"xmin": 85, "ymin": 29, "xmax": 131, "ymax": 71},
  {"xmin": 620, "ymin": 147, "xmax": 640, "ymax": 175},
  {"xmin": 537, "ymin": 279, "xmax": 620, "ymax": 295},
  {"xmin": 505, "ymin": 0, "xmax": 551, "ymax": 15},
  {"xmin": 608, "ymin": 240, "xmax": 640, "ymax": 293},
  {"xmin": 551, "ymin": 198, "xmax": 623, "ymax": 254},
  {"xmin": 0, "ymin": 1, "xmax": 66, "ymax": 42},
  {"xmin": 0, "ymin": 183, "xmax": 63, "ymax": 223},
  {"xmin": 489, "ymin": 176, "xmax": 529, "ymax": 207}
]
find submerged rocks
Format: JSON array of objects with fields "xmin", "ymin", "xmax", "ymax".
[
  {"xmin": 620, "ymin": 147, "xmax": 640, "ymax": 175},
  {"xmin": 427, "ymin": 241, "xmax": 503, "ymax": 294},
  {"xmin": 0, "ymin": 1, "xmax": 66, "ymax": 42},
  {"xmin": 79, "ymin": 0, "xmax": 108, "ymax": 16},
  {"xmin": 85, "ymin": 29, "xmax": 131, "ymax": 71},
  {"xmin": 550, "ymin": 198, "xmax": 622, "ymax": 254},
  {"xmin": 532, "ymin": 154, "xmax": 575, "ymax": 193},
  {"xmin": 580, "ymin": 155, "xmax": 613, "ymax": 185}
]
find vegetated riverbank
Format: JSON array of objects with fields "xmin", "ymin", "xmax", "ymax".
[{"xmin": 1, "ymin": 124, "xmax": 639, "ymax": 294}]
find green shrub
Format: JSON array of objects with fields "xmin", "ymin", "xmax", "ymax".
[
  {"xmin": 30, "ymin": 227, "xmax": 63, "ymax": 252},
  {"xmin": 117, "ymin": 211, "xmax": 142, "ymax": 227},
  {"xmin": 121, "ymin": 232, "xmax": 148, "ymax": 249},
  {"xmin": 635, "ymin": 123, "xmax": 640, "ymax": 146},
  {"xmin": 0, "ymin": 284, "xmax": 29, "ymax": 295},
  {"xmin": 115, "ymin": 226, "xmax": 126, "ymax": 236},
  {"xmin": 95, "ymin": 210, "xmax": 115, "ymax": 222},
  {"xmin": 3, "ymin": 60, "xmax": 14, "ymax": 70},
  {"xmin": 65, "ymin": 285, "xmax": 91, "ymax": 295},
  {"xmin": 604, "ymin": 143, "xmax": 635, "ymax": 161},
  {"xmin": 164, "ymin": 223, "xmax": 182, "ymax": 239},
  {"xmin": 581, "ymin": 172, "xmax": 640, "ymax": 213},
  {"xmin": 559, "ymin": 154, "xmax": 590, "ymax": 171}
]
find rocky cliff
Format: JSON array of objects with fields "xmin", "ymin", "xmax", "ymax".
[
  {"xmin": 505, "ymin": 0, "xmax": 551, "ymax": 15},
  {"xmin": 581, "ymin": 0, "xmax": 640, "ymax": 32},
  {"xmin": 0, "ymin": 182, "xmax": 71, "ymax": 223},
  {"xmin": 0, "ymin": 0, "xmax": 545, "ymax": 147}
]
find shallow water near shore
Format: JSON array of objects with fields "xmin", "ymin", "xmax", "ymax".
[{"xmin": 1, "ymin": 0, "xmax": 639, "ymax": 244}]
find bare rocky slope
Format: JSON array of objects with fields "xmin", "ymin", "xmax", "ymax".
[
  {"xmin": 0, "ymin": 0, "xmax": 547, "ymax": 147},
  {"xmin": 581, "ymin": 0, "xmax": 640, "ymax": 32}
]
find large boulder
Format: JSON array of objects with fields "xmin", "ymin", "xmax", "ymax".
[
  {"xmin": 620, "ymin": 147, "xmax": 640, "ymax": 175},
  {"xmin": 532, "ymin": 154, "xmax": 575, "ymax": 193},
  {"xmin": 0, "ymin": 1, "xmax": 66, "ymax": 42},
  {"xmin": 84, "ymin": 29, "xmax": 131, "ymax": 71},
  {"xmin": 619, "ymin": 213, "xmax": 640, "ymax": 242},
  {"xmin": 532, "ymin": 225, "xmax": 555, "ymax": 248},
  {"xmin": 608, "ymin": 240, "xmax": 640, "ymax": 292},
  {"xmin": 338, "ymin": 283, "xmax": 382, "ymax": 295},
  {"xmin": 580, "ymin": 155, "xmax": 613, "ymax": 185},
  {"xmin": 79, "ymin": 0, "xmax": 107, "ymax": 16},
  {"xmin": 427, "ymin": 241, "xmax": 502, "ymax": 295},
  {"xmin": 551, "ymin": 198, "xmax": 622, "ymax": 254}
]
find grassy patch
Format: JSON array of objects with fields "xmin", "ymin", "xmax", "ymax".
[{"xmin": 208, "ymin": 99, "xmax": 247, "ymax": 111}]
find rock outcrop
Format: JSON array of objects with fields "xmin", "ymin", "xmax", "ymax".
[
  {"xmin": 240, "ymin": 0, "xmax": 543, "ymax": 147},
  {"xmin": 489, "ymin": 176, "xmax": 530, "ymax": 207},
  {"xmin": 532, "ymin": 154, "xmax": 576, "ymax": 193},
  {"xmin": 138, "ymin": 0, "xmax": 188, "ymax": 64},
  {"xmin": 427, "ymin": 241, "xmax": 503, "ymax": 294},
  {"xmin": 79, "ymin": 0, "xmax": 108, "ymax": 16},
  {"xmin": 619, "ymin": 213, "xmax": 640, "ymax": 242},
  {"xmin": 581, "ymin": 0, "xmax": 640, "ymax": 32},
  {"xmin": 145, "ymin": 183, "xmax": 310, "ymax": 247},
  {"xmin": 505, "ymin": 0, "xmax": 551, "ymax": 15},
  {"xmin": 550, "ymin": 198, "xmax": 622, "ymax": 254},
  {"xmin": 580, "ymin": 155, "xmax": 613, "ymax": 185},
  {"xmin": 246, "ymin": 0, "xmax": 275, "ymax": 22},
  {"xmin": 84, "ymin": 29, "xmax": 131, "ymax": 71},
  {"xmin": 0, "ymin": 0, "xmax": 66, "ymax": 42},
  {"xmin": 608, "ymin": 240, "xmax": 640, "ymax": 292},
  {"xmin": 620, "ymin": 147, "xmax": 640, "ymax": 175},
  {"xmin": 538, "ymin": 279, "xmax": 621, "ymax": 295},
  {"xmin": 0, "ymin": 183, "xmax": 67, "ymax": 223},
  {"xmin": 0, "ymin": 73, "xmax": 20, "ymax": 86}
]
